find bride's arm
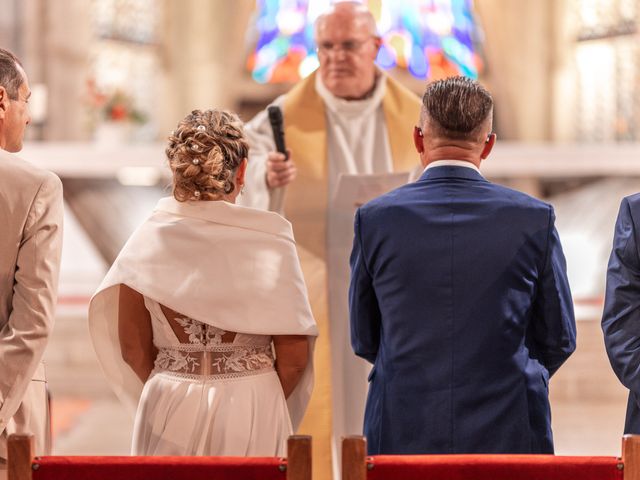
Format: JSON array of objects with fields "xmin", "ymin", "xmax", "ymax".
[
  {"xmin": 272, "ymin": 335, "xmax": 309, "ymax": 398},
  {"xmin": 118, "ymin": 284, "xmax": 157, "ymax": 382}
]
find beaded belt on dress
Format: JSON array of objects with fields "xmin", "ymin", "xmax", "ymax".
[{"xmin": 153, "ymin": 343, "xmax": 275, "ymax": 380}]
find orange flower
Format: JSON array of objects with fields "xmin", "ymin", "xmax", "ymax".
[{"xmin": 110, "ymin": 104, "xmax": 128, "ymax": 121}]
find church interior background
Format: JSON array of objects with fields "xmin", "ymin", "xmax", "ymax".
[{"xmin": 0, "ymin": 0, "xmax": 637, "ymax": 455}]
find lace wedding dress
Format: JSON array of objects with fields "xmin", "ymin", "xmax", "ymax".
[{"xmin": 131, "ymin": 297, "xmax": 293, "ymax": 456}]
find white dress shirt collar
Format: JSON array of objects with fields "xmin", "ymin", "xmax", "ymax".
[{"xmin": 424, "ymin": 159, "xmax": 482, "ymax": 174}]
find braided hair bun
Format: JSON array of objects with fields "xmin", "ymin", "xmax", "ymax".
[{"xmin": 166, "ymin": 109, "xmax": 249, "ymax": 201}]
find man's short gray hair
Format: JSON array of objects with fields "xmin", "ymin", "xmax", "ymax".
[
  {"xmin": 0, "ymin": 48, "xmax": 24, "ymax": 100},
  {"xmin": 421, "ymin": 76, "xmax": 493, "ymax": 142}
]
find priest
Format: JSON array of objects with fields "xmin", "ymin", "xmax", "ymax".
[{"xmin": 240, "ymin": 3, "xmax": 421, "ymax": 478}]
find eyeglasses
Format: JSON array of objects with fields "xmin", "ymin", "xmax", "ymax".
[{"xmin": 316, "ymin": 37, "xmax": 375, "ymax": 56}]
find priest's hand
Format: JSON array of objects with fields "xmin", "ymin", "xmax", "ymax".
[{"xmin": 265, "ymin": 150, "xmax": 297, "ymax": 189}]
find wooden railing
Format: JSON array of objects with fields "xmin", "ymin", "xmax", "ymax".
[
  {"xmin": 342, "ymin": 435, "xmax": 640, "ymax": 480},
  {"xmin": 7, "ymin": 434, "xmax": 311, "ymax": 480},
  {"xmin": 11, "ymin": 432, "xmax": 640, "ymax": 480}
]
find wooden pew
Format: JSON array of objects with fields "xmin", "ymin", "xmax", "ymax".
[
  {"xmin": 7, "ymin": 434, "xmax": 311, "ymax": 480},
  {"xmin": 342, "ymin": 434, "xmax": 640, "ymax": 480}
]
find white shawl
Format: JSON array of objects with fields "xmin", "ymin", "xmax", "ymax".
[{"xmin": 88, "ymin": 197, "xmax": 317, "ymax": 431}]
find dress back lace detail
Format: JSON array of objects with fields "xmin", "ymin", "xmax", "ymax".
[
  {"xmin": 174, "ymin": 316, "xmax": 228, "ymax": 344},
  {"xmin": 144, "ymin": 297, "xmax": 275, "ymax": 380}
]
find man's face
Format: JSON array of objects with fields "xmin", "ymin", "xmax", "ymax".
[
  {"xmin": 316, "ymin": 13, "xmax": 380, "ymax": 100},
  {"xmin": 0, "ymin": 67, "xmax": 31, "ymax": 153}
]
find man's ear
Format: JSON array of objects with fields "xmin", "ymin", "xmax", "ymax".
[
  {"xmin": 372, "ymin": 36, "xmax": 382, "ymax": 54},
  {"xmin": 413, "ymin": 126, "xmax": 424, "ymax": 154},
  {"xmin": 0, "ymin": 86, "xmax": 8, "ymax": 119},
  {"xmin": 480, "ymin": 132, "xmax": 496, "ymax": 159}
]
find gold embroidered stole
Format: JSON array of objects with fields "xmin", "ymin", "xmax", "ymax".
[{"xmin": 283, "ymin": 70, "xmax": 421, "ymax": 256}]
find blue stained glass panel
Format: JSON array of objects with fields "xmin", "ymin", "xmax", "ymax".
[{"xmin": 247, "ymin": 0, "xmax": 483, "ymax": 83}]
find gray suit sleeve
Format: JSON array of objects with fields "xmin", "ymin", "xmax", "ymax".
[{"xmin": 0, "ymin": 173, "xmax": 63, "ymax": 432}]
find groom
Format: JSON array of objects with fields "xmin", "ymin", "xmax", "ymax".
[{"xmin": 349, "ymin": 76, "xmax": 576, "ymax": 455}]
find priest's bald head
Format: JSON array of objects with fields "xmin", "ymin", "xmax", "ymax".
[{"xmin": 314, "ymin": 2, "xmax": 381, "ymax": 100}]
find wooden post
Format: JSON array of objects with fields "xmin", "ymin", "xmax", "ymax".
[
  {"xmin": 623, "ymin": 435, "xmax": 640, "ymax": 480},
  {"xmin": 342, "ymin": 436, "xmax": 366, "ymax": 480},
  {"xmin": 287, "ymin": 435, "xmax": 312, "ymax": 480},
  {"xmin": 7, "ymin": 435, "xmax": 33, "ymax": 480}
]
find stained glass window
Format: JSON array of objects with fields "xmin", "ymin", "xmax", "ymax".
[
  {"xmin": 88, "ymin": 0, "xmax": 161, "ymax": 139},
  {"xmin": 247, "ymin": 0, "xmax": 483, "ymax": 84},
  {"xmin": 576, "ymin": 0, "xmax": 636, "ymax": 40},
  {"xmin": 573, "ymin": 0, "xmax": 639, "ymax": 141},
  {"xmin": 93, "ymin": 0, "xmax": 159, "ymax": 44}
]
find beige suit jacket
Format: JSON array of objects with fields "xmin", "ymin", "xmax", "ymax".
[{"xmin": 0, "ymin": 150, "xmax": 63, "ymax": 459}]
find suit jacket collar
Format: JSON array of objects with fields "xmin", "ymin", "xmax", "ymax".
[{"xmin": 419, "ymin": 165, "xmax": 488, "ymax": 183}]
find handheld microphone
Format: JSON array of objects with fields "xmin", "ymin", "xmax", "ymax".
[{"xmin": 267, "ymin": 106, "xmax": 289, "ymax": 160}]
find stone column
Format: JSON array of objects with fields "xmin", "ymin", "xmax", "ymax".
[
  {"xmin": 159, "ymin": 0, "xmax": 255, "ymax": 133},
  {"xmin": 0, "ymin": 0, "xmax": 21, "ymax": 53},
  {"xmin": 21, "ymin": 0, "xmax": 91, "ymax": 141},
  {"xmin": 475, "ymin": 0, "xmax": 557, "ymax": 141}
]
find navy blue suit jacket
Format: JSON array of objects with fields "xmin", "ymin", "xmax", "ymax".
[
  {"xmin": 602, "ymin": 194, "xmax": 640, "ymax": 433},
  {"xmin": 349, "ymin": 165, "xmax": 576, "ymax": 455}
]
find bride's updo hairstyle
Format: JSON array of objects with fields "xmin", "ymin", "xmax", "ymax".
[{"xmin": 166, "ymin": 109, "xmax": 249, "ymax": 202}]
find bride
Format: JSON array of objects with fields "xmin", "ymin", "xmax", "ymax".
[{"xmin": 88, "ymin": 108, "xmax": 317, "ymax": 456}]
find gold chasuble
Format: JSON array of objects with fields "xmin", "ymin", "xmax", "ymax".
[{"xmin": 282, "ymin": 70, "xmax": 420, "ymax": 480}]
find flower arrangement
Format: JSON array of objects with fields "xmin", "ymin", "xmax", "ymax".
[{"xmin": 86, "ymin": 78, "xmax": 147, "ymax": 124}]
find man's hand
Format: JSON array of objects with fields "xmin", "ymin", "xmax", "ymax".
[{"xmin": 265, "ymin": 151, "xmax": 297, "ymax": 189}]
